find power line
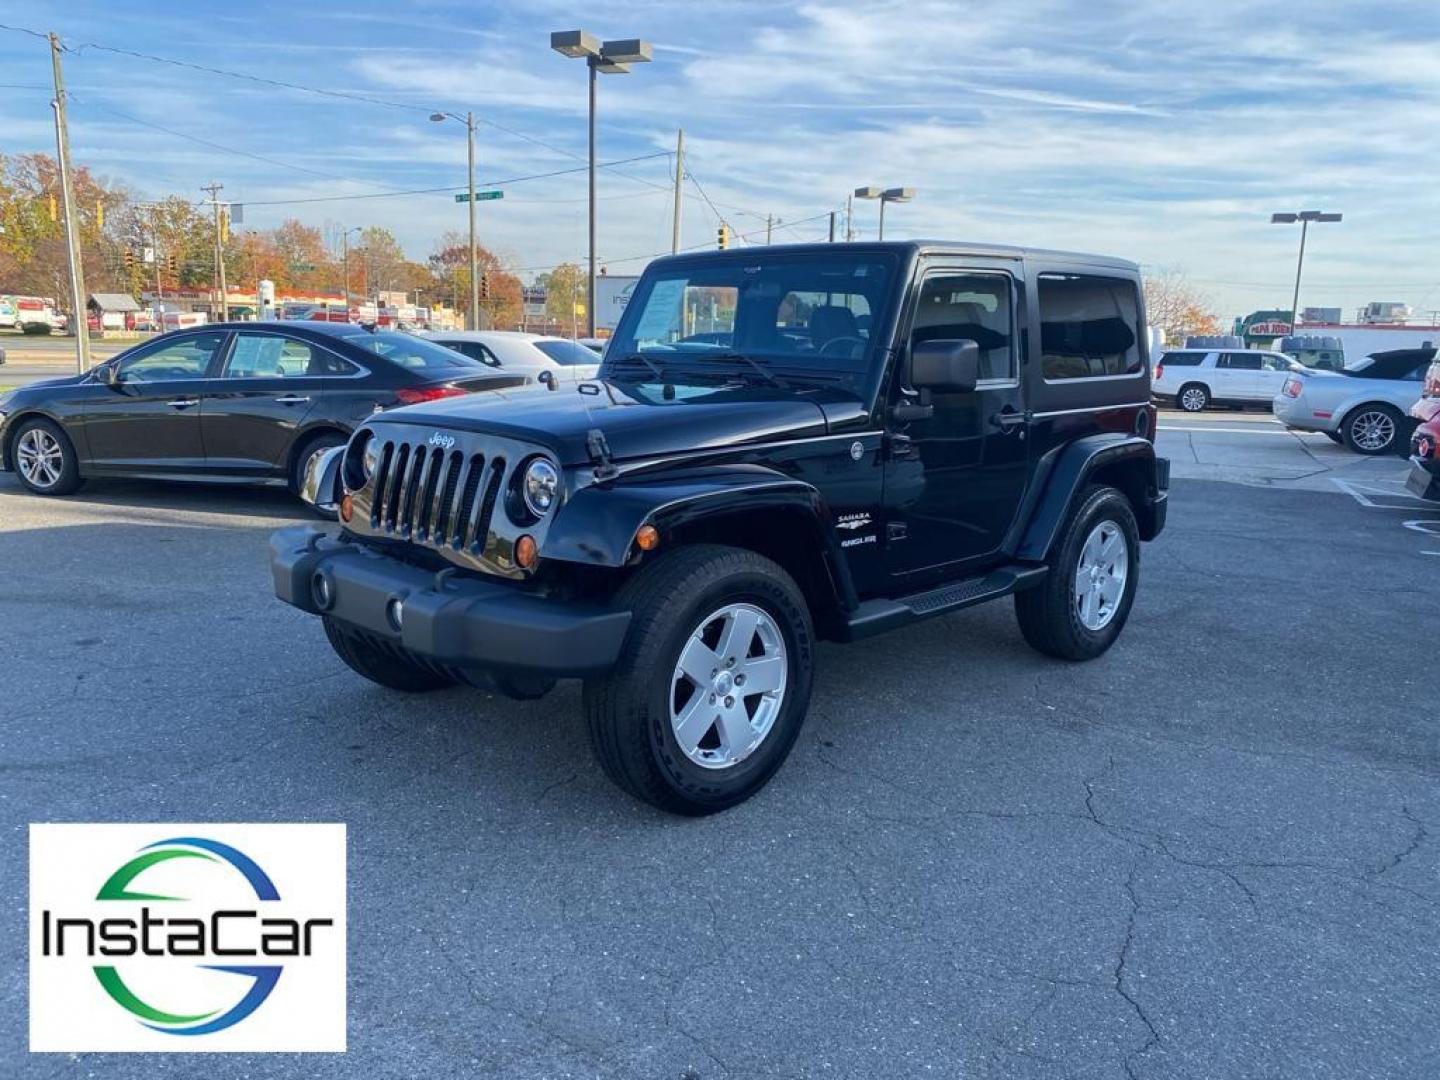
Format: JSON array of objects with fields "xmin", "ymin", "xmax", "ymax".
[
  {"xmin": 0, "ymin": 21, "xmax": 50, "ymax": 42},
  {"xmin": 69, "ymin": 95, "xmax": 404, "ymax": 189},
  {"xmin": 237, "ymin": 151, "xmax": 672, "ymax": 207}
]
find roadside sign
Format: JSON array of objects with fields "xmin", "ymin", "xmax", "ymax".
[{"xmin": 455, "ymin": 191, "xmax": 504, "ymax": 203}]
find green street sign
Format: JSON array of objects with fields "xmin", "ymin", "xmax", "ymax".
[{"xmin": 455, "ymin": 190, "xmax": 504, "ymax": 203}]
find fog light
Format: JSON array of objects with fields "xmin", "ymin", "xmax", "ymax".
[
  {"xmin": 635, "ymin": 524, "xmax": 659, "ymax": 551},
  {"xmin": 515, "ymin": 534, "xmax": 537, "ymax": 569},
  {"xmin": 386, "ymin": 597, "xmax": 404, "ymax": 631},
  {"xmin": 339, "ymin": 493, "xmax": 353, "ymax": 522},
  {"xmin": 312, "ymin": 573, "xmax": 334, "ymax": 610}
]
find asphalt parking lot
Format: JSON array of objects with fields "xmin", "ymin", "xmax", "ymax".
[{"xmin": 3, "ymin": 416, "xmax": 1437, "ymax": 1079}]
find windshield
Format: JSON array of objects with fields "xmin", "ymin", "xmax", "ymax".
[
  {"xmin": 602, "ymin": 252, "xmax": 900, "ymax": 395},
  {"xmin": 533, "ymin": 339, "xmax": 600, "ymax": 366},
  {"xmin": 344, "ymin": 331, "xmax": 484, "ymax": 371}
]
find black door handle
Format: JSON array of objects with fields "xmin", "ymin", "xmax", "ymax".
[{"xmin": 990, "ymin": 409, "xmax": 1026, "ymax": 430}]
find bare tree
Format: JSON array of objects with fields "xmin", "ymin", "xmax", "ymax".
[{"xmin": 1144, "ymin": 268, "xmax": 1222, "ymax": 345}]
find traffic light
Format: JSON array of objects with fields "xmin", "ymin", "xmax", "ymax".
[
  {"xmin": 96, "ymin": 199, "xmax": 104, "ymax": 229},
  {"xmin": 219, "ymin": 208, "xmax": 229, "ymax": 245},
  {"xmin": 167, "ymin": 253, "xmax": 178, "ymax": 275},
  {"xmin": 717, "ymin": 224, "xmax": 730, "ymax": 250},
  {"xmin": 47, "ymin": 194, "xmax": 57, "ymax": 222},
  {"xmin": 479, "ymin": 272, "xmax": 491, "ymax": 301},
  {"xmin": 123, "ymin": 248, "xmax": 135, "ymax": 271}
]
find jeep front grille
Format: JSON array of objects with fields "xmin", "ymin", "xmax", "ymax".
[{"xmin": 369, "ymin": 439, "xmax": 508, "ymax": 552}]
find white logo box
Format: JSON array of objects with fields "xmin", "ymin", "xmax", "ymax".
[{"xmin": 30, "ymin": 823, "xmax": 346, "ymax": 1053}]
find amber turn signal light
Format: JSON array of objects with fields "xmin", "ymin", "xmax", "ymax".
[
  {"xmin": 339, "ymin": 494, "xmax": 353, "ymax": 522},
  {"xmin": 635, "ymin": 525, "xmax": 659, "ymax": 551},
  {"xmin": 515, "ymin": 534, "xmax": 538, "ymax": 569}
]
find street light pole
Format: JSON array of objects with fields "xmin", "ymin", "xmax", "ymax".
[
  {"xmin": 551, "ymin": 30, "xmax": 652, "ymax": 339},
  {"xmin": 1271, "ymin": 210, "xmax": 1341, "ymax": 331},
  {"xmin": 587, "ymin": 60, "xmax": 597, "ymax": 337},
  {"xmin": 854, "ymin": 185, "xmax": 915, "ymax": 241}
]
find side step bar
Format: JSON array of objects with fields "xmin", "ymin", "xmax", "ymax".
[{"xmin": 841, "ymin": 564, "xmax": 1048, "ymax": 641}]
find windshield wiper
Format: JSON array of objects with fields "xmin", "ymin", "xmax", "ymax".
[
  {"xmin": 691, "ymin": 351, "xmax": 788, "ymax": 388},
  {"xmin": 612, "ymin": 353, "xmax": 667, "ymax": 381}
]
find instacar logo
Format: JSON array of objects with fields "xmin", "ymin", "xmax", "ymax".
[{"xmin": 30, "ymin": 824, "xmax": 346, "ymax": 1053}]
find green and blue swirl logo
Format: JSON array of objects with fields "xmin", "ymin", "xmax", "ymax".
[{"xmin": 41, "ymin": 836, "xmax": 333, "ymax": 1036}]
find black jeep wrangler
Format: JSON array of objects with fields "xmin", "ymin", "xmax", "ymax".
[{"xmin": 271, "ymin": 242, "xmax": 1168, "ymax": 814}]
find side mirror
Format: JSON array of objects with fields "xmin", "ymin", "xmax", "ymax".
[
  {"xmin": 538, "ymin": 370, "xmax": 557, "ymax": 391},
  {"xmin": 911, "ymin": 339, "xmax": 980, "ymax": 393},
  {"xmin": 99, "ymin": 363, "xmax": 120, "ymax": 387}
]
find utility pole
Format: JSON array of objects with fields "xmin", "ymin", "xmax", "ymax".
[
  {"xmin": 671, "ymin": 129, "xmax": 685, "ymax": 254},
  {"xmin": 828, "ymin": 212, "xmax": 836, "ymax": 242},
  {"xmin": 466, "ymin": 111, "xmax": 478, "ymax": 330},
  {"xmin": 202, "ymin": 181, "xmax": 227, "ymax": 321},
  {"xmin": 845, "ymin": 194, "xmax": 855, "ymax": 241},
  {"xmin": 49, "ymin": 34, "xmax": 90, "ymax": 373},
  {"xmin": 765, "ymin": 214, "xmax": 773, "ymax": 245}
]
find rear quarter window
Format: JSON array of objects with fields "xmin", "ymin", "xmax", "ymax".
[
  {"xmin": 1158, "ymin": 352, "xmax": 1205, "ymax": 367},
  {"xmin": 1038, "ymin": 274, "xmax": 1144, "ymax": 381}
]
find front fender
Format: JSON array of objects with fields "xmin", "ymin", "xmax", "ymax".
[
  {"xmin": 1016, "ymin": 435, "xmax": 1165, "ymax": 561},
  {"xmin": 543, "ymin": 464, "xmax": 828, "ymax": 568}
]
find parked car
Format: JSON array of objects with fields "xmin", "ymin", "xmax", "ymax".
[
  {"xmin": 1274, "ymin": 346, "xmax": 1434, "ymax": 455},
  {"xmin": 0, "ymin": 322, "xmax": 509, "ymax": 502},
  {"xmin": 425, "ymin": 330, "xmax": 601, "ymax": 385},
  {"xmin": 1405, "ymin": 358, "xmax": 1440, "ymax": 500},
  {"xmin": 273, "ymin": 240, "xmax": 1168, "ymax": 814},
  {"xmin": 1152, "ymin": 348, "xmax": 1299, "ymax": 411}
]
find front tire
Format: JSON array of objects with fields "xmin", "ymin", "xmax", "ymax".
[
  {"xmin": 1177, "ymin": 384, "xmax": 1210, "ymax": 412},
  {"xmin": 12, "ymin": 418, "xmax": 83, "ymax": 496},
  {"xmin": 1015, "ymin": 485, "xmax": 1140, "ymax": 661},
  {"xmin": 323, "ymin": 616, "xmax": 456, "ymax": 692},
  {"xmin": 1341, "ymin": 404, "xmax": 1403, "ymax": 456},
  {"xmin": 583, "ymin": 545, "xmax": 815, "ymax": 815},
  {"xmin": 291, "ymin": 431, "xmax": 348, "ymax": 519}
]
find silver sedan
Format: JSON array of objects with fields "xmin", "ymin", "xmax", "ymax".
[{"xmin": 1273, "ymin": 350, "xmax": 1431, "ymax": 455}]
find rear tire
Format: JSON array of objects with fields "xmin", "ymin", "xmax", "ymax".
[
  {"xmin": 1015, "ymin": 485, "xmax": 1140, "ymax": 661},
  {"xmin": 1177, "ymin": 384, "xmax": 1209, "ymax": 412},
  {"xmin": 1324, "ymin": 430, "xmax": 1344, "ymax": 445},
  {"xmin": 323, "ymin": 616, "xmax": 456, "ymax": 692},
  {"xmin": 11, "ymin": 417, "xmax": 83, "ymax": 496},
  {"xmin": 583, "ymin": 544, "xmax": 814, "ymax": 815},
  {"xmin": 1341, "ymin": 404, "xmax": 1403, "ymax": 456}
]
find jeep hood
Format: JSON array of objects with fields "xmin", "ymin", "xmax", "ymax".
[{"xmin": 373, "ymin": 380, "xmax": 840, "ymax": 465}]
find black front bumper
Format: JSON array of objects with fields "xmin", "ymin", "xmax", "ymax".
[
  {"xmin": 1406, "ymin": 457, "xmax": 1440, "ymax": 502},
  {"xmin": 270, "ymin": 527, "xmax": 631, "ymax": 677}
]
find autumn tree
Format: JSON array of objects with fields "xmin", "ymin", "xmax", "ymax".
[
  {"xmin": 428, "ymin": 231, "xmax": 521, "ymax": 328},
  {"xmin": 538, "ymin": 262, "xmax": 584, "ymax": 325},
  {"xmin": 1143, "ymin": 268, "xmax": 1222, "ymax": 345}
]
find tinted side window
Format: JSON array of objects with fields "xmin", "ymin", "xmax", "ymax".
[
  {"xmin": 1262, "ymin": 355, "xmax": 1291, "ymax": 372},
  {"xmin": 120, "ymin": 332, "xmax": 226, "ymax": 381},
  {"xmin": 1159, "ymin": 351, "xmax": 1204, "ymax": 367},
  {"xmin": 911, "ymin": 271, "xmax": 1014, "ymax": 381},
  {"xmin": 1038, "ymin": 274, "xmax": 1141, "ymax": 380},
  {"xmin": 1218, "ymin": 352, "xmax": 1262, "ymax": 371},
  {"xmin": 439, "ymin": 341, "xmax": 498, "ymax": 367}
]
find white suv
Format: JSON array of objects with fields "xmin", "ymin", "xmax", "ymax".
[{"xmin": 1152, "ymin": 349, "xmax": 1298, "ymax": 412}]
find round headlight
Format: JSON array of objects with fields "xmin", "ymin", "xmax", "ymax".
[
  {"xmin": 522, "ymin": 458, "xmax": 560, "ymax": 517},
  {"xmin": 360, "ymin": 432, "xmax": 380, "ymax": 479}
]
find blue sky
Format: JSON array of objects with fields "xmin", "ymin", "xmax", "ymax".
[{"xmin": 1, "ymin": 0, "xmax": 1438, "ymax": 320}]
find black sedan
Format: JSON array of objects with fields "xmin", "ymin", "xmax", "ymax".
[{"xmin": 0, "ymin": 322, "xmax": 513, "ymax": 501}]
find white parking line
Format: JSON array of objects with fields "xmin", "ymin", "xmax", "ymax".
[{"xmin": 1159, "ymin": 426, "xmax": 1311, "ymax": 435}]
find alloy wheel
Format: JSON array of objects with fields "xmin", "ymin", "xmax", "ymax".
[
  {"xmin": 1179, "ymin": 388, "xmax": 1206, "ymax": 412},
  {"xmin": 1074, "ymin": 520, "xmax": 1128, "ymax": 631},
  {"xmin": 16, "ymin": 428, "xmax": 64, "ymax": 490},
  {"xmin": 669, "ymin": 602, "xmax": 787, "ymax": 770},
  {"xmin": 1350, "ymin": 411, "xmax": 1395, "ymax": 452}
]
